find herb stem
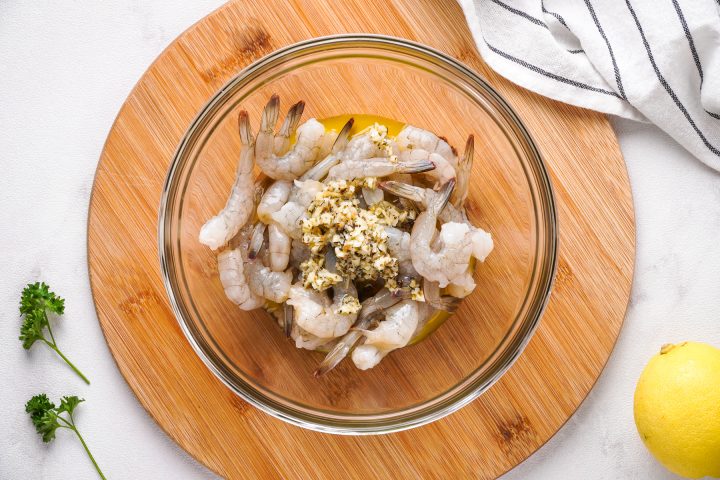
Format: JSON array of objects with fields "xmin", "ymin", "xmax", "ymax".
[
  {"xmin": 44, "ymin": 312, "xmax": 57, "ymax": 345},
  {"xmin": 71, "ymin": 425, "xmax": 106, "ymax": 480},
  {"xmin": 42, "ymin": 340, "xmax": 90, "ymax": 385}
]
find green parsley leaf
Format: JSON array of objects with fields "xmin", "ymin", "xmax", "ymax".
[
  {"xmin": 17, "ymin": 282, "xmax": 89, "ymax": 384},
  {"xmin": 25, "ymin": 394, "xmax": 105, "ymax": 478}
]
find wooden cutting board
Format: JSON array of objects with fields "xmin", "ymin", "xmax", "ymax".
[{"xmin": 87, "ymin": 0, "xmax": 635, "ymax": 478}]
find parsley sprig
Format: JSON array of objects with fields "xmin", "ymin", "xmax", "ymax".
[
  {"xmin": 25, "ymin": 394, "xmax": 106, "ymax": 479},
  {"xmin": 19, "ymin": 282, "xmax": 90, "ymax": 384}
]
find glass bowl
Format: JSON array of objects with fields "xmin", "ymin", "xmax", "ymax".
[{"xmin": 159, "ymin": 34, "xmax": 557, "ymax": 434}]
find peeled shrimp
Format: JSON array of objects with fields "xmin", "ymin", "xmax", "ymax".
[
  {"xmin": 257, "ymin": 180, "xmax": 292, "ymax": 223},
  {"xmin": 315, "ymin": 288, "xmax": 408, "ymax": 376},
  {"xmin": 270, "ymin": 179, "xmax": 325, "ymax": 239},
  {"xmin": 289, "ymin": 238, "xmax": 311, "ymax": 270},
  {"xmin": 256, "ymin": 180, "xmax": 293, "ymax": 271},
  {"xmin": 384, "ymin": 226, "xmax": 417, "ymax": 277},
  {"xmin": 351, "ymin": 300, "xmax": 419, "ymax": 370},
  {"xmin": 300, "ymin": 118, "xmax": 354, "ymax": 181},
  {"xmin": 396, "ymin": 125, "xmax": 456, "ymax": 166},
  {"xmin": 255, "ymin": 95, "xmax": 326, "ymax": 180},
  {"xmin": 199, "ymin": 111, "xmax": 256, "ymax": 250},
  {"xmin": 238, "ymin": 222, "xmax": 293, "ymax": 304},
  {"xmin": 423, "ymin": 280, "xmax": 461, "ymax": 312},
  {"xmin": 216, "ymin": 249, "xmax": 265, "ymax": 311},
  {"xmin": 380, "ymin": 180, "xmax": 494, "ymax": 262},
  {"xmin": 409, "ymin": 180, "xmax": 474, "ymax": 288},
  {"xmin": 286, "ymin": 283, "xmax": 358, "ymax": 341},
  {"xmin": 398, "ymin": 148, "xmax": 455, "ymax": 187},
  {"xmin": 341, "ymin": 130, "xmax": 395, "ymax": 161},
  {"xmin": 326, "ymin": 157, "xmax": 435, "ymax": 180}
]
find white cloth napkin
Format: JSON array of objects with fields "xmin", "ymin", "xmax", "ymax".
[{"xmin": 458, "ymin": 0, "xmax": 720, "ymax": 171}]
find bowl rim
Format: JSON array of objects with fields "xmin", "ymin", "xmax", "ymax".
[{"xmin": 158, "ymin": 33, "xmax": 558, "ymax": 435}]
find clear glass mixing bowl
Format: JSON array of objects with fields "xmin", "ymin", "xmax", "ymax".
[{"xmin": 159, "ymin": 34, "xmax": 557, "ymax": 434}]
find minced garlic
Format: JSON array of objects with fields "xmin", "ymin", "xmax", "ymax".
[
  {"xmin": 368, "ymin": 123, "xmax": 397, "ymax": 161},
  {"xmin": 299, "ymin": 177, "xmax": 402, "ymax": 290},
  {"xmin": 337, "ymin": 295, "xmax": 361, "ymax": 315}
]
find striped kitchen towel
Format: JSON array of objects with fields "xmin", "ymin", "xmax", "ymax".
[{"xmin": 458, "ymin": 0, "xmax": 720, "ymax": 170}]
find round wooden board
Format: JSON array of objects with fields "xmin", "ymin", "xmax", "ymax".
[{"xmin": 88, "ymin": 0, "xmax": 635, "ymax": 478}]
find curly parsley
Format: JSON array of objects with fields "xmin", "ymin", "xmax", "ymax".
[
  {"xmin": 19, "ymin": 282, "xmax": 90, "ymax": 384},
  {"xmin": 25, "ymin": 394, "xmax": 105, "ymax": 479}
]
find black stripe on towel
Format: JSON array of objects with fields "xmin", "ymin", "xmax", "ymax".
[
  {"xmin": 584, "ymin": 0, "xmax": 627, "ymax": 99},
  {"xmin": 541, "ymin": 1, "xmax": 569, "ymax": 28},
  {"xmin": 486, "ymin": 42, "xmax": 623, "ymax": 99},
  {"xmin": 491, "ymin": 0, "xmax": 585, "ymax": 54},
  {"xmin": 626, "ymin": 0, "xmax": 720, "ymax": 156},
  {"xmin": 490, "ymin": 0, "xmax": 548, "ymax": 29},
  {"xmin": 671, "ymin": 0, "xmax": 720, "ymax": 119}
]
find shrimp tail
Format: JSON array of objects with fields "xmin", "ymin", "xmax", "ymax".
[
  {"xmin": 283, "ymin": 302, "xmax": 293, "ymax": 337},
  {"xmin": 300, "ymin": 118, "xmax": 355, "ymax": 181},
  {"xmin": 237, "ymin": 110, "xmax": 252, "ymax": 145},
  {"xmin": 462, "ymin": 135, "xmax": 474, "ymax": 166},
  {"xmin": 261, "ymin": 94, "xmax": 280, "ymax": 132},
  {"xmin": 428, "ymin": 178, "xmax": 455, "ymax": 216},
  {"xmin": 248, "ymin": 222, "xmax": 266, "ymax": 259},
  {"xmin": 314, "ymin": 330, "xmax": 364, "ymax": 377},
  {"xmin": 379, "ymin": 181, "xmax": 424, "ymax": 202},
  {"xmin": 332, "ymin": 117, "xmax": 355, "ymax": 153},
  {"xmin": 452, "ymin": 135, "xmax": 474, "ymax": 207},
  {"xmin": 279, "ymin": 100, "xmax": 305, "ymax": 137},
  {"xmin": 397, "ymin": 159, "xmax": 435, "ymax": 175}
]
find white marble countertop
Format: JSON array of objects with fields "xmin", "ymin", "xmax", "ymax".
[{"xmin": 2, "ymin": 1, "xmax": 718, "ymax": 479}]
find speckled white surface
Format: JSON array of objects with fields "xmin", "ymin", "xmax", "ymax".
[{"xmin": 1, "ymin": 2, "xmax": 718, "ymax": 479}]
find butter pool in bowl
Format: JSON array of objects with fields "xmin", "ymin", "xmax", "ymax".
[{"xmin": 159, "ymin": 34, "xmax": 557, "ymax": 434}]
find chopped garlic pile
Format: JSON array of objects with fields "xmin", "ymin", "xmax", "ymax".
[
  {"xmin": 368, "ymin": 123, "xmax": 398, "ymax": 162},
  {"xmin": 299, "ymin": 178, "xmax": 413, "ymax": 293}
]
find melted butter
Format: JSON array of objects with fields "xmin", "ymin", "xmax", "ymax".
[{"xmin": 318, "ymin": 114, "xmax": 406, "ymax": 138}]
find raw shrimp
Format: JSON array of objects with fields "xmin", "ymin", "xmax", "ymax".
[
  {"xmin": 409, "ymin": 180, "xmax": 474, "ymax": 288},
  {"xmin": 380, "ymin": 180, "xmax": 466, "ymax": 223},
  {"xmin": 288, "ymin": 249, "xmax": 359, "ymax": 339},
  {"xmin": 299, "ymin": 118, "xmax": 354, "ymax": 181},
  {"xmin": 326, "ymin": 157, "xmax": 434, "ymax": 180},
  {"xmin": 216, "ymin": 249, "xmax": 264, "ymax": 310},
  {"xmin": 351, "ymin": 300, "xmax": 419, "ymax": 370},
  {"xmin": 199, "ymin": 111, "xmax": 256, "ymax": 250},
  {"xmin": 255, "ymin": 95, "xmax": 326, "ymax": 180},
  {"xmin": 268, "ymin": 224, "xmax": 291, "ymax": 272},
  {"xmin": 244, "ymin": 227, "xmax": 293, "ymax": 303},
  {"xmin": 452, "ymin": 135, "xmax": 474, "ymax": 208},
  {"xmin": 384, "ymin": 226, "xmax": 417, "ymax": 277},
  {"xmin": 341, "ymin": 130, "xmax": 394, "ymax": 161},
  {"xmin": 286, "ymin": 283, "xmax": 358, "ymax": 341},
  {"xmin": 398, "ymin": 148, "xmax": 455, "ymax": 187},
  {"xmin": 270, "ymin": 179, "xmax": 325, "ymax": 239},
  {"xmin": 362, "ymin": 186, "xmax": 383, "ymax": 205},
  {"xmin": 315, "ymin": 288, "xmax": 408, "ymax": 376},
  {"xmin": 289, "ymin": 238, "xmax": 311, "ymax": 270},
  {"xmin": 380, "ymin": 180, "xmax": 494, "ymax": 262},
  {"xmin": 255, "ymin": 95, "xmax": 304, "ymax": 162},
  {"xmin": 396, "ymin": 125, "xmax": 456, "ymax": 166},
  {"xmin": 423, "ymin": 280, "xmax": 461, "ymax": 312},
  {"xmin": 257, "ymin": 180, "xmax": 292, "ymax": 223},
  {"xmin": 256, "ymin": 180, "xmax": 293, "ymax": 271}
]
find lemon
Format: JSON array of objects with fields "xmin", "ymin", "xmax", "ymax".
[{"xmin": 634, "ymin": 342, "xmax": 720, "ymax": 478}]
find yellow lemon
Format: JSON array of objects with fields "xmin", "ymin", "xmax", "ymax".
[{"xmin": 634, "ymin": 342, "xmax": 720, "ymax": 478}]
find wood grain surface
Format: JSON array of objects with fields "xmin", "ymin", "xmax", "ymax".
[{"xmin": 87, "ymin": 0, "xmax": 635, "ymax": 478}]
